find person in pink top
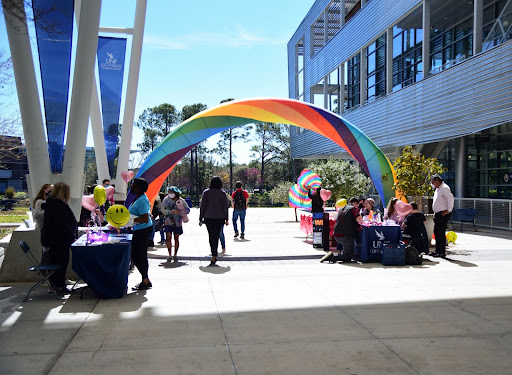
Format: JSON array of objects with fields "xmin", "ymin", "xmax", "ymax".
[{"xmin": 231, "ymin": 181, "xmax": 249, "ymax": 239}]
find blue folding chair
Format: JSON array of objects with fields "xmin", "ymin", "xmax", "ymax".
[{"xmin": 18, "ymin": 241, "xmax": 63, "ymax": 301}]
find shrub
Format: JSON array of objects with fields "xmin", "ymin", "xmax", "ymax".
[
  {"xmin": 4, "ymin": 187, "xmax": 15, "ymax": 199},
  {"xmin": 268, "ymin": 181, "xmax": 294, "ymax": 205},
  {"xmin": 14, "ymin": 191, "xmax": 28, "ymax": 200}
]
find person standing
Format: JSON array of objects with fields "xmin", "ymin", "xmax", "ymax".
[
  {"xmin": 200, "ymin": 176, "xmax": 229, "ymax": 266},
  {"xmin": 162, "ymin": 186, "xmax": 190, "ymax": 261},
  {"xmin": 32, "ymin": 183, "xmax": 52, "ymax": 229},
  {"xmin": 129, "ymin": 178, "xmax": 153, "ymax": 290},
  {"xmin": 331, "ymin": 197, "xmax": 363, "ymax": 262},
  {"xmin": 232, "ymin": 181, "xmax": 249, "ymax": 239},
  {"xmin": 431, "ymin": 174, "xmax": 454, "ymax": 258},
  {"xmin": 40, "ymin": 182, "xmax": 77, "ymax": 294}
]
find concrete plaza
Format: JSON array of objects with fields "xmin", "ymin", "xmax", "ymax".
[{"xmin": 1, "ymin": 207, "xmax": 512, "ymax": 374}]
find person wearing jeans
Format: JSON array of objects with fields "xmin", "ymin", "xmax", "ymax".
[
  {"xmin": 232, "ymin": 181, "xmax": 249, "ymax": 239},
  {"xmin": 200, "ymin": 176, "xmax": 229, "ymax": 266}
]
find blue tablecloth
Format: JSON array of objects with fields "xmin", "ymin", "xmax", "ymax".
[
  {"xmin": 354, "ymin": 225, "xmax": 401, "ymax": 262},
  {"xmin": 71, "ymin": 234, "xmax": 132, "ymax": 299}
]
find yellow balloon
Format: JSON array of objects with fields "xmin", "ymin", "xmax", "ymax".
[
  {"xmin": 446, "ymin": 231, "xmax": 457, "ymax": 244},
  {"xmin": 335, "ymin": 198, "xmax": 347, "ymax": 209},
  {"xmin": 93, "ymin": 186, "xmax": 107, "ymax": 206},
  {"xmin": 106, "ymin": 204, "xmax": 130, "ymax": 227}
]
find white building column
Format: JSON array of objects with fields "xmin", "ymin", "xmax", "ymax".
[
  {"xmin": 74, "ymin": 0, "xmax": 110, "ymax": 183},
  {"xmin": 386, "ymin": 27, "xmax": 394, "ymax": 94},
  {"xmin": 323, "ymin": 76, "xmax": 328, "ymax": 109},
  {"xmin": 340, "ymin": 0, "xmax": 346, "ymax": 28},
  {"xmin": 115, "ymin": 0, "xmax": 147, "ymax": 201},
  {"xmin": 339, "ymin": 62, "xmax": 345, "ymax": 114},
  {"xmin": 422, "ymin": 0, "xmax": 431, "ymax": 78},
  {"xmin": 360, "ymin": 49, "xmax": 366, "ymax": 106},
  {"xmin": 324, "ymin": 9, "xmax": 329, "ymax": 44},
  {"xmin": 473, "ymin": 0, "xmax": 483, "ymax": 55},
  {"xmin": 455, "ymin": 137, "xmax": 467, "ymax": 199},
  {"xmin": 63, "ymin": 0, "xmax": 102, "ymax": 218},
  {"xmin": 2, "ymin": 0, "xmax": 51, "ymax": 203}
]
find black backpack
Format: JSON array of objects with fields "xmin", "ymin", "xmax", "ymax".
[
  {"xmin": 234, "ymin": 190, "xmax": 246, "ymax": 210},
  {"xmin": 405, "ymin": 245, "xmax": 423, "ymax": 265}
]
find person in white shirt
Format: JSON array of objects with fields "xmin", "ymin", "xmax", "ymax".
[{"xmin": 431, "ymin": 174, "xmax": 454, "ymax": 258}]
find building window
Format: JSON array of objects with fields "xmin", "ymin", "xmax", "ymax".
[
  {"xmin": 430, "ymin": 2, "xmax": 474, "ymax": 74},
  {"xmin": 327, "ymin": 67, "xmax": 341, "ymax": 113},
  {"xmin": 311, "ymin": 78, "xmax": 325, "ymax": 107},
  {"xmin": 366, "ymin": 33, "xmax": 386, "ymax": 102},
  {"xmin": 482, "ymin": 0, "xmax": 511, "ymax": 51},
  {"xmin": 392, "ymin": 6, "xmax": 423, "ymax": 91},
  {"xmin": 346, "ymin": 53, "xmax": 360, "ymax": 109},
  {"xmin": 310, "ymin": 0, "xmax": 349, "ymax": 56},
  {"xmin": 295, "ymin": 37, "xmax": 305, "ymax": 99}
]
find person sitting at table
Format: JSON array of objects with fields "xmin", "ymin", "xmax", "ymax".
[
  {"xmin": 401, "ymin": 203, "xmax": 429, "ymax": 255},
  {"xmin": 40, "ymin": 182, "xmax": 78, "ymax": 294},
  {"xmin": 384, "ymin": 197, "xmax": 403, "ymax": 225},
  {"xmin": 129, "ymin": 178, "xmax": 153, "ymax": 290},
  {"xmin": 362, "ymin": 198, "xmax": 381, "ymax": 221},
  {"xmin": 324, "ymin": 197, "xmax": 363, "ymax": 263}
]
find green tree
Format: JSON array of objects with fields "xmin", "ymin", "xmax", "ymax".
[
  {"xmin": 135, "ymin": 103, "xmax": 180, "ymax": 155},
  {"xmin": 269, "ymin": 181, "xmax": 294, "ymax": 205},
  {"xmin": 181, "ymin": 103, "xmax": 207, "ymax": 199},
  {"xmin": 251, "ymin": 123, "xmax": 290, "ymax": 190},
  {"xmin": 213, "ymin": 98, "xmax": 252, "ymax": 192},
  {"xmin": 307, "ymin": 159, "xmax": 371, "ymax": 202},
  {"xmin": 392, "ymin": 145, "xmax": 445, "ymax": 200}
]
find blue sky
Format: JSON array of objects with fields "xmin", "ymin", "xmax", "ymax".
[{"xmin": 1, "ymin": 0, "xmax": 313, "ymax": 165}]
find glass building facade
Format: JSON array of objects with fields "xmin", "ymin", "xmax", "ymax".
[{"xmin": 288, "ymin": 0, "xmax": 512, "ymax": 200}]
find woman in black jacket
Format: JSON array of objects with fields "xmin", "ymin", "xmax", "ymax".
[
  {"xmin": 199, "ymin": 176, "xmax": 229, "ymax": 266},
  {"xmin": 41, "ymin": 182, "xmax": 78, "ymax": 294}
]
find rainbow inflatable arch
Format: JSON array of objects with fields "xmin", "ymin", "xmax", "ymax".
[{"xmin": 127, "ymin": 98, "xmax": 398, "ymax": 206}]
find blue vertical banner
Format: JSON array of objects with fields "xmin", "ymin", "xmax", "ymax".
[
  {"xmin": 33, "ymin": 0, "xmax": 74, "ymax": 173},
  {"xmin": 97, "ymin": 36, "xmax": 127, "ymax": 177}
]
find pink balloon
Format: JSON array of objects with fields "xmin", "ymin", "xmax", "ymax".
[
  {"xmin": 121, "ymin": 171, "xmax": 134, "ymax": 183},
  {"xmin": 105, "ymin": 186, "xmax": 115, "ymax": 199},
  {"xmin": 395, "ymin": 200, "xmax": 413, "ymax": 217},
  {"xmin": 320, "ymin": 189, "xmax": 332, "ymax": 201},
  {"xmin": 81, "ymin": 194, "xmax": 96, "ymax": 212}
]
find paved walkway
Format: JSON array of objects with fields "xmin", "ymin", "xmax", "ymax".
[{"xmin": 1, "ymin": 207, "xmax": 512, "ymax": 374}]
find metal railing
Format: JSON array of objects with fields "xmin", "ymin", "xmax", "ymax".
[{"xmin": 455, "ymin": 198, "xmax": 512, "ymax": 232}]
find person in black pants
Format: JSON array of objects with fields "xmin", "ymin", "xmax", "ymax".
[
  {"xmin": 200, "ymin": 176, "xmax": 229, "ymax": 266},
  {"xmin": 129, "ymin": 178, "xmax": 154, "ymax": 290},
  {"xmin": 41, "ymin": 182, "xmax": 78, "ymax": 294},
  {"xmin": 431, "ymin": 174, "xmax": 454, "ymax": 258}
]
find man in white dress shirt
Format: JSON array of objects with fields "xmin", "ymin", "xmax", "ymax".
[{"xmin": 431, "ymin": 174, "xmax": 454, "ymax": 258}]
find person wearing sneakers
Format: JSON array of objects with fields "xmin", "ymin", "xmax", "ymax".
[
  {"xmin": 232, "ymin": 181, "xmax": 249, "ymax": 239},
  {"xmin": 431, "ymin": 174, "xmax": 454, "ymax": 258},
  {"xmin": 162, "ymin": 186, "xmax": 190, "ymax": 261},
  {"xmin": 129, "ymin": 178, "xmax": 153, "ymax": 290}
]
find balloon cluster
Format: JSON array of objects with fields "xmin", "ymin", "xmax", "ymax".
[
  {"xmin": 82, "ymin": 186, "xmax": 115, "ymax": 212},
  {"xmin": 288, "ymin": 169, "xmax": 331, "ymax": 210}
]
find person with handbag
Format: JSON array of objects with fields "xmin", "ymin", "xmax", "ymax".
[{"xmin": 200, "ymin": 176, "xmax": 229, "ymax": 266}]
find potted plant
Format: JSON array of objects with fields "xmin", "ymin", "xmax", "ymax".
[{"xmin": 391, "ymin": 146, "xmax": 445, "ymax": 241}]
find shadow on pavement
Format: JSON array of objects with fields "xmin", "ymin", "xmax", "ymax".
[{"xmin": 199, "ymin": 265, "xmax": 231, "ymax": 274}]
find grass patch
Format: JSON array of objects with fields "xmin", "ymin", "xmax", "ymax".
[
  {"xmin": 0, "ymin": 207, "xmax": 29, "ymax": 223},
  {"xmin": 0, "ymin": 227, "xmax": 15, "ymax": 240}
]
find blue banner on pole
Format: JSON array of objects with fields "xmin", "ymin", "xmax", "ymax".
[
  {"xmin": 97, "ymin": 36, "xmax": 127, "ymax": 177},
  {"xmin": 33, "ymin": 0, "xmax": 74, "ymax": 173}
]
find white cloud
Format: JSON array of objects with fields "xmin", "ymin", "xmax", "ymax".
[{"xmin": 144, "ymin": 26, "xmax": 287, "ymax": 50}]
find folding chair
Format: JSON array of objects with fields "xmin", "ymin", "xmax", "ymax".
[{"xmin": 18, "ymin": 241, "xmax": 63, "ymax": 301}]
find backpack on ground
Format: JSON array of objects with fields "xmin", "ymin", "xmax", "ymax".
[
  {"xmin": 405, "ymin": 245, "xmax": 423, "ymax": 265},
  {"xmin": 234, "ymin": 190, "xmax": 246, "ymax": 210}
]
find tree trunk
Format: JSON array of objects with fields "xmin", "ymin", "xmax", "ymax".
[
  {"xmin": 229, "ymin": 128, "xmax": 233, "ymax": 192},
  {"xmin": 260, "ymin": 138, "xmax": 265, "ymax": 190}
]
